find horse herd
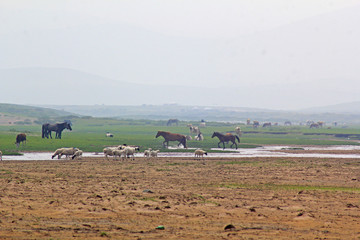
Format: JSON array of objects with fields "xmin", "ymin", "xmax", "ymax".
[{"xmin": 155, "ymin": 129, "xmax": 241, "ymax": 150}]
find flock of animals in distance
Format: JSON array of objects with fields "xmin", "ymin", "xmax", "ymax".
[{"xmin": 0, "ymin": 118, "xmax": 330, "ymax": 161}]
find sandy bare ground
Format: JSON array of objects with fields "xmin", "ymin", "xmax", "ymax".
[{"xmin": 0, "ymin": 156, "xmax": 360, "ymax": 239}]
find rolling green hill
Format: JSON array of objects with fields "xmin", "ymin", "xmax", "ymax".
[{"xmin": 0, "ymin": 103, "xmax": 76, "ymax": 125}]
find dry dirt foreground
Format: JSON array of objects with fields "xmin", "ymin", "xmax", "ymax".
[{"xmin": 0, "ymin": 156, "xmax": 360, "ymax": 239}]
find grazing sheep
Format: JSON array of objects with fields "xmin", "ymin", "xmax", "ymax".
[
  {"xmin": 124, "ymin": 146, "xmax": 140, "ymax": 159},
  {"xmin": 194, "ymin": 149, "xmax": 207, "ymax": 159},
  {"xmin": 15, "ymin": 133, "xmax": 26, "ymax": 148},
  {"xmin": 144, "ymin": 148, "xmax": 152, "ymax": 158},
  {"xmin": 199, "ymin": 122, "xmax": 206, "ymax": 127},
  {"xmin": 102, "ymin": 145, "xmax": 128, "ymax": 159},
  {"xmin": 103, "ymin": 147, "xmax": 118, "ymax": 159},
  {"xmin": 113, "ymin": 149, "xmax": 126, "ymax": 160},
  {"xmin": 150, "ymin": 150, "xmax": 160, "ymax": 158},
  {"xmin": 71, "ymin": 150, "xmax": 83, "ymax": 160},
  {"xmin": 52, "ymin": 147, "xmax": 79, "ymax": 159},
  {"xmin": 0, "ymin": 150, "xmax": 2, "ymax": 161},
  {"xmin": 106, "ymin": 132, "xmax": 114, "ymax": 137}
]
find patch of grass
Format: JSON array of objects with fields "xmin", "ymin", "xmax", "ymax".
[
  {"xmin": 1, "ymin": 151, "xmax": 23, "ymax": 156},
  {"xmin": 0, "ymin": 169, "xmax": 14, "ymax": 174},
  {"xmin": 137, "ymin": 197, "xmax": 158, "ymax": 202},
  {"xmin": 156, "ymin": 168, "xmax": 171, "ymax": 172}
]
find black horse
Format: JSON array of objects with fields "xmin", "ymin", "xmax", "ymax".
[
  {"xmin": 211, "ymin": 132, "xmax": 240, "ymax": 149},
  {"xmin": 42, "ymin": 122, "xmax": 72, "ymax": 139}
]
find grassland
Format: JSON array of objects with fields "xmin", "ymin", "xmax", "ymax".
[{"xmin": 1, "ymin": 117, "xmax": 360, "ymax": 155}]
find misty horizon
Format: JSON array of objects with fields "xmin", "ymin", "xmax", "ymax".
[{"xmin": 1, "ymin": 1, "xmax": 360, "ymax": 110}]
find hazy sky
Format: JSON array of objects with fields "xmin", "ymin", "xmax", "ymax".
[
  {"xmin": 2, "ymin": 0, "xmax": 359, "ymax": 37},
  {"xmin": 1, "ymin": 1, "xmax": 360, "ymax": 109}
]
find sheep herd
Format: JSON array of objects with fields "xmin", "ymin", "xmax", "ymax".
[{"xmin": 50, "ymin": 145, "xmax": 208, "ymax": 161}]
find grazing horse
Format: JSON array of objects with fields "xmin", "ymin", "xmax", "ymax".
[
  {"xmin": 156, "ymin": 131, "xmax": 187, "ymax": 148},
  {"xmin": 262, "ymin": 122, "xmax": 271, "ymax": 128},
  {"xmin": 167, "ymin": 119, "xmax": 179, "ymax": 126},
  {"xmin": 309, "ymin": 123, "xmax": 320, "ymax": 129},
  {"xmin": 211, "ymin": 132, "xmax": 240, "ymax": 149},
  {"xmin": 284, "ymin": 121, "xmax": 292, "ymax": 126},
  {"xmin": 42, "ymin": 122, "xmax": 72, "ymax": 139}
]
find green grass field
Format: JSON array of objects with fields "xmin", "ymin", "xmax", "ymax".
[{"xmin": 0, "ymin": 117, "xmax": 360, "ymax": 154}]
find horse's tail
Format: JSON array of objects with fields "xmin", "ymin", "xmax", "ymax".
[
  {"xmin": 235, "ymin": 135, "xmax": 240, "ymax": 143},
  {"xmin": 41, "ymin": 124, "xmax": 45, "ymax": 138}
]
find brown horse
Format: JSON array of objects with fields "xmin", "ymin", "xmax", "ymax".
[
  {"xmin": 211, "ymin": 132, "xmax": 240, "ymax": 149},
  {"xmin": 156, "ymin": 131, "xmax": 187, "ymax": 148}
]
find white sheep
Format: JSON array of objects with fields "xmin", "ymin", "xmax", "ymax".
[
  {"xmin": 113, "ymin": 149, "xmax": 126, "ymax": 160},
  {"xmin": 150, "ymin": 150, "xmax": 160, "ymax": 158},
  {"xmin": 124, "ymin": 146, "xmax": 140, "ymax": 159},
  {"xmin": 71, "ymin": 150, "xmax": 83, "ymax": 160},
  {"xmin": 103, "ymin": 147, "xmax": 117, "ymax": 159},
  {"xmin": 194, "ymin": 149, "xmax": 207, "ymax": 159},
  {"xmin": 52, "ymin": 147, "xmax": 79, "ymax": 159},
  {"xmin": 102, "ymin": 145, "xmax": 125, "ymax": 159},
  {"xmin": 106, "ymin": 132, "xmax": 114, "ymax": 137},
  {"xmin": 144, "ymin": 148, "xmax": 152, "ymax": 158}
]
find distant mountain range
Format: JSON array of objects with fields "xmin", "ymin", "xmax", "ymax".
[
  {"xmin": 39, "ymin": 103, "xmax": 360, "ymax": 124},
  {"xmin": 1, "ymin": 100, "xmax": 360, "ymax": 124}
]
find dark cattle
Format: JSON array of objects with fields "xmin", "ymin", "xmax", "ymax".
[
  {"xmin": 262, "ymin": 122, "xmax": 272, "ymax": 128},
  {"xmin": 15, "ymin": 133, "xmax": 26, "ymax": 147}
]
